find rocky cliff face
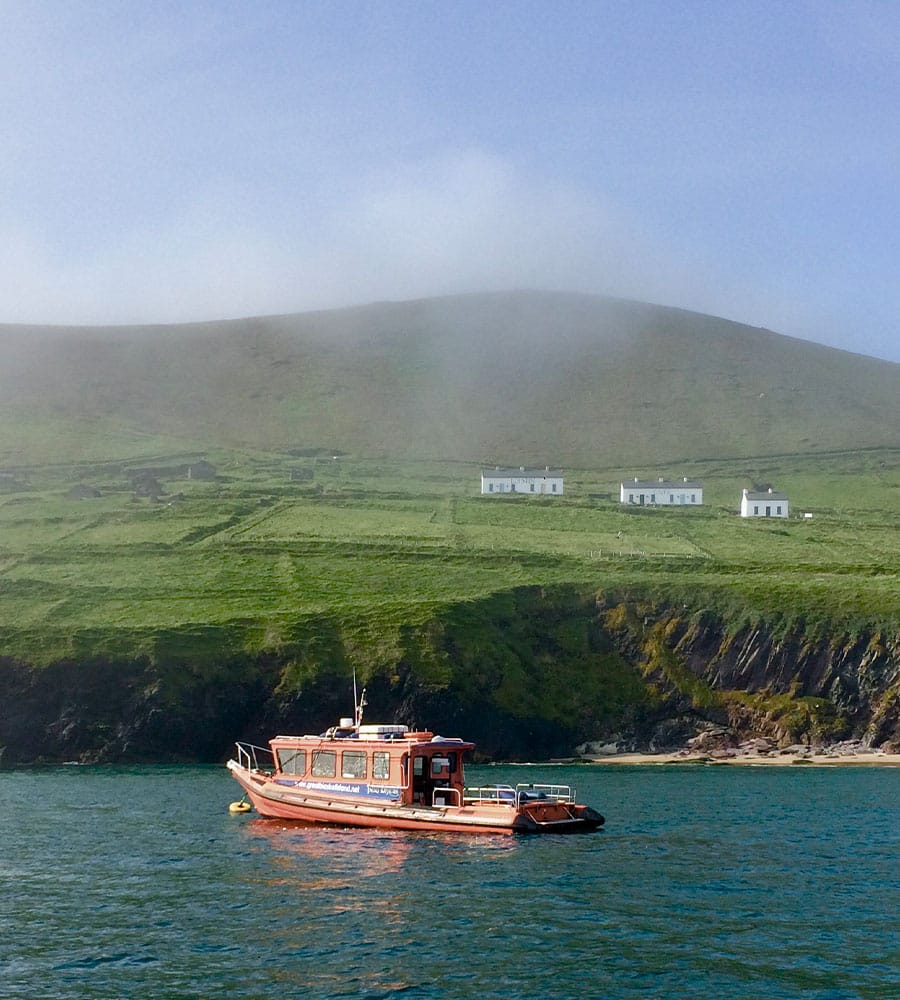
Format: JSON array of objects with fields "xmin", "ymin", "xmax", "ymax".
[
  {"xmin": 597, "ymin": 599, "xmax": 900, "ymax": 751},
  {"xmin": 1, "ymin": 589, "xmax": 897, "ymax": 764}
]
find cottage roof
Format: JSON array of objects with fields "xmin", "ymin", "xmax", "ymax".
[
  {"xmin": 622, "ymin": 479, "xmax": 702, "ymax": 489},
  {"xmin": 744, "ymin": 489, "xmax": 789, "ymax": 501},
  {"xmin": 481, "ymin": 467, "xmax": 563, "ymax": 477}
]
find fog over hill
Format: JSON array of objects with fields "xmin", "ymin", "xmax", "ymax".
[{"xmin": 1, "ymin": 291, "xmax": 897, "ymax": 468}]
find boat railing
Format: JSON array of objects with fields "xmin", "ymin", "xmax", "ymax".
[
  {"xmin": 515, "ymin": 783, "xmax": 575, "ymax": 805},
  {"xmin": 234, "ymin": 741, "xmax": 274, "ymax": 773},
  {"xmin": 462, "ymin": 783, "xmax": 577, "ymax": 807},
  {"xmin": 463, "ymin": 784, "xmax": 518, "ymax": 806},
  {"xmin": 431, "ymin": 786, "xmax": 462, "ymax": 808}
]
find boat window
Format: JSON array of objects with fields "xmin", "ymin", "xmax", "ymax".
[
  {"xmin": 277, "ymin": 748, "xmax": 306, "ymax": 775},
  {"xmin": 342, "ymin": 750, "xmax": 367, "ymax": 779},
  {"xmin": 373, "ymin": 751, "xmax": 390, "ymax": 780},
  {"xmin": 431, "ymin": 756, "xmax": 450, "ymax": 776},
  {"xmin": 311, "ymin": 750, "xmax": 336, "ymax": 777},
  {"xmin": 413, "ymin": 756, "xmax": 424, "ymax": 777}
]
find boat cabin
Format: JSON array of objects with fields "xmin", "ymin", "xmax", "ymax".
[{"xmin": 269, "ymin": 722, "xmax": 474, "ymax": 810}]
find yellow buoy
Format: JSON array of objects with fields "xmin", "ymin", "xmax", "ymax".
[{"xmin": 229, "ymin": 800, "xmax": 251, "ymax": 814}]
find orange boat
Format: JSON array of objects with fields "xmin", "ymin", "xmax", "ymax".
[{"xmin": 227, "ymin": 695, "xmax": 604, "ymax": 835}]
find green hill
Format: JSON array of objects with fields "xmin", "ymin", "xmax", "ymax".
[
  {"xmin": 2, "ymin": 291, "xmax": 897, "ymax": 762},
  {"xmin": 1, "ymin": 291, "xmax": 897, "ymax": 468}
]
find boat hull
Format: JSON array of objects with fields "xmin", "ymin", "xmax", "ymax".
[{"xmin": 228, "ymin": 761, "xmax": 603, "ymax": 835}]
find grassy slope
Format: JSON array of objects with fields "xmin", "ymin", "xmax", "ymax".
[
  {"xmin": 1, "ymin": 291, "xmax": 898, "ymax": 469},
  {"xmin": 0, "ymin": 447, "xmax": 896, "ymax": 665}
]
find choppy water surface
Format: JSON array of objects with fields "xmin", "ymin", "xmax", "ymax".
[{"xmin": 2, "ymin": 763, "xmax": 897, "ymax": 999}]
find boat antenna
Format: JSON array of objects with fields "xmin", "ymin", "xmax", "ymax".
[
  {"xmin": 356, "ymin": 686, "xmax": 367, "ymax": 729},
  {"xmin": 352, "ymin": 669, "xmax": 366, "ymax": 729}
]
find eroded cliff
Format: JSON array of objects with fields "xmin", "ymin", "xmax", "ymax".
[{"xmin": 1, "ymin": 586, "xmax": 897, "ymax": 764}]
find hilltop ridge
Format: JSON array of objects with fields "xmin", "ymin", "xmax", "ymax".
[{"xmin": 1, "ymin": 290, "xmax": 898, "ymax": 469}]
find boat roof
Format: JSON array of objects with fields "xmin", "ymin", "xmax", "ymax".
[{"xmin": 271, "ymin": 727, "xmax": 474, "ymax": 749}]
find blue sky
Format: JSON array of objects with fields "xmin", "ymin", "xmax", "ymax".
[{"xmin": 2, "ymin": 0, "xmax": 898, "ymax": 362}]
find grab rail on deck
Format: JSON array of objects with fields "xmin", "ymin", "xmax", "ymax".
[
  {"xmin": 432, "ymin": 786, "xmax": 461, "ymax": 808},
  {"xmin": 234, "ymin": 741, "xmax": 275, "ymax": 773}
]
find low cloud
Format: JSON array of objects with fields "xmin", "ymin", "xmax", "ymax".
[
  {"xmin": 1, "ymin": 147, "xmax": 897, "ymax": 364},
  {"xmin": 0, "ymin": 149, "xmax": 724, "ymax": 327}
]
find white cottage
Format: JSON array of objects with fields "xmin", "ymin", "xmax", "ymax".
[
  {"xmin": 481, "ymin": 466, "xmax": 563, "ymax": 496},
  {"xmin": 619, "ymin": 477, "xmax": 703, "ymax": 506},
  {"xmin": 740, "ymin": 488, "xmax": 789, "ymax": 518}
]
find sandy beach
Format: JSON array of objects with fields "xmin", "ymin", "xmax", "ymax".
[{"xmin": 583, "ymin": 750, "xmax": 900, "ymax": 767}]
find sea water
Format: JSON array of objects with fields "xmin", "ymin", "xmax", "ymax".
[{"xmin": 1, "ymin": 763, "xmax": 897, "ymax": 999}]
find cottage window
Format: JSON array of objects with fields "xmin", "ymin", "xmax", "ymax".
[
  {"xmin": 342, "ymin": 750, "xmax": 367, "ymax": 779},
  {"xmin": 691, "ymin": 494, "xmax": 696, "ymax": 503},
  {"xmin": 511, "ymin": 483, "xmax": 516, "ymax": 492},
  {"xmin": 530, "ymin": 483, "xmax": 535, "ymax": 492},
  {"xmin": 777, "ymin": 505, "xmax": 782, "ymax": 515},
  {"xmin": 754, "ymin": 505, "xmax": 759, "ymax": 515},
  {"xmin": 312, "ymin": 750, "xmax": 336, "ymax": 777},
  {"xmin": 669, "ymin": 494, "xmax": 674, "ymax": 503},
  {"xmin": 373, "ymin": 751, "xmax": 390, "ymax": 780},
  {"xmin": 488, "ymin": 483, "xmax": 493, "ymax": 492},
  {"xmin": 651, "ymin": 494, "xmax": 656, "ymax": 503},
  {"xmin": 552, "ymin": 483, "xmax": 557, "ymax": 493},
  {"xmin": 277, "ymin": 748, "xmax": 306, "ymax": 775}
]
